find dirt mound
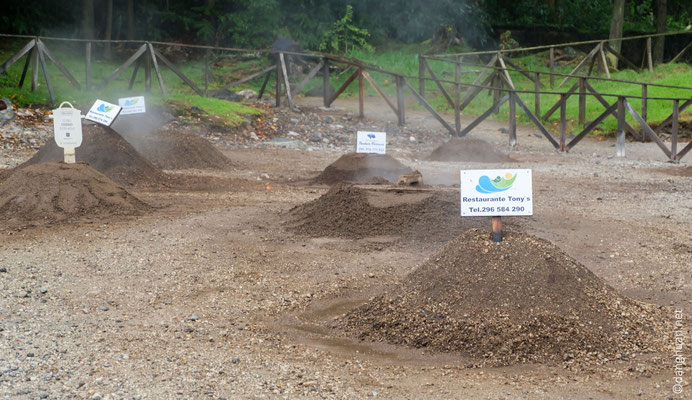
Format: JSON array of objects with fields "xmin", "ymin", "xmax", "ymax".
[
  {"xmin": 313, "ymin": 153, "xmax": 413, "ymax": 185},
  {"xmin": 19, "ymin": 124, "xmax": 169, "ymax": 188},
  {"xmin": 118, "ymin": 129, "xmax": 234, "ymax": 171},
  {"xmin": 287, "ymin": 184, "xmax": 483, "ymax": 241},
  {"xmin": 653, "ymin": 165, "xmax": 692, "ymax": 178},
  {"xmin": 428, "ymin": 137, "xmax": 514, "ymax": 163},
  {"xmin": 0, "ymin": 162, "xmax": 149, "ymax": 226},
  {"xmin": 339, "ymin": 229, "xmax": 664, "ymax": 366}
]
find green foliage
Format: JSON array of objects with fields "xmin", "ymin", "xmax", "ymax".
[{"xmin": 319, "ymin": 5, "xmax": 373, "ymax": 54}]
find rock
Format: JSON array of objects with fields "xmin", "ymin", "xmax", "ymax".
[
  {"xmin": 83, "ymin": 308, "xmax": 90, "ymax": 314},
  {"xmin": 231, "ymin": 358, "xmax": 240, "ymax": 364},
  {"xmin": 99, "ymin": 306, "xmax": 109, "ymax": 311},
  {"xmin": 409, "ymin": 136, "xmax": 416, "ymax": 142},
  {"xmin": 188, "ymin": 315, "xmax": 200, "ymax": 321},
  {"xmin": 39, "ymin": 287, "xmax": 48, "ymax": 294},
  {"xmin": 236, "ymin": 89, "xmax": 258, "ymax": 100},
  {"xmin": 249, "ymin": 132, "xmax": 260, "ymax": 141},
  {"xmin": 0, "ymin": 267, "xmax": 6, "ymax": 273},
  {"xmin": 287, "ymin": 131, "xmax": 300, "ymax": 137},
  {"xmin": 0, "ymin": 98, "xmax": 15, "ymax": 128}
]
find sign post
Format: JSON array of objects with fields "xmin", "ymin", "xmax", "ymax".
[
  {"xmin": 460, "ymin": 169, "xmax": 533, "ymax": 242},
  {"xmin": 52, "ymin": 102, "xmax": 83, "ymax": 163}
]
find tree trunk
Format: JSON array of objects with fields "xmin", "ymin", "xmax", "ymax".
[
  {"xmin": 608, "ymin": 0, "xmax": 625, "ymax": 68},
  {"xmin": 81, "ymin": 0, "xmax": 95, "ymax": 40},
  {"xmin": 127, "ymin": 0, "xmax": 135, "ymax": 40},
  {"xmin": 104, "ymin": 0, "xmax": 113, "ymax": 59},
  {"xmin": 653, "ymin": 0, "xmax": 667, "ymax": 64}
]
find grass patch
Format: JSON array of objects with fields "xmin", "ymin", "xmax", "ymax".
[{"xmin": 166, "ymin": 94, "xmax": 262, "ymax": 128}]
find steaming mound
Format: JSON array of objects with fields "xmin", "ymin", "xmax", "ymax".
[
  {"xmin": 287, "ymin": 184, "xmax": 482, "ymax": 241},
  {"xmin": 119, "ymin": 129, "xmax": 234, "ymax": 171},
  {"xmin": 0, "ymin": 163, "xmax": 149, "ymax": 226},
  {"xmin": 428, "ymin": 137, "xmax": 514, "ymax": 163},
  {"xmin": 339, "ymin": 229, "xmax": 664, "ymax": 366},
  {"xmin": 313, "ymin": 153, "xmax": 413, "ymax": 185},
  {"xmin": 19, "ymin": 124, "xmax": 170, "ymax": 188}
]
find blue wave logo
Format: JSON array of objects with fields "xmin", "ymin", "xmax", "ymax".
[
  {"xmin": 123, "ymin": 98, "xmax": 139, "ymax": 106},
  {"xmin": 367, "ymin": 133, "xmax": 376, "ymax": 139},
  {"xmin": 97, "ymin": 103, "xmax": 113, "ymax": 112},
  {"xmin": 476, "ymin": 173, "xmax": 517, "ymax": 194}
]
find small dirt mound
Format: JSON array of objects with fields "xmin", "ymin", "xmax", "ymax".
[
  {"xmin": 19, "ymin": 124, "xmax": 169, "ymax": 188},
  {"xmin": 118, "ymin": 129, "xmax": 234, "ymax": 170},
  {"xmin": 0, "ymin": 162, "xmax": 149, "ymax": 226},
  {"xmin": 313, "ymin": 153, "xmax": 413, "ymax": 185},
  {"xmin": 287, "ymin": 184, "xmax": 483, "ymax": 241},
  {"xmin": 339, "ymin": 229, "xmax": 664, "ymax": 366},
  {"xmin": 428, "ymin": 137, "xmax": 514, "ymax": 163}
]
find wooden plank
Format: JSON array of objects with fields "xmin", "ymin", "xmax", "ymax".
[
  {"xmin": 459, "ymin": 72, "xmax": 496, "ymax": 112},
  {"xmin": 625, "ymin": 100, "xmax": 672, "ymax": 158},
  {"xmin": 37, "ymin": 40, "xmax": 81, "ymax": 90},
  {"xmin": 358, "ymin": 69, "xmax": 364, "ymax": 119},
  {"xmin": 534, "ymin": 72, "xmax": 541, "ymax": 116},
  {"xmin": 326, "ymin": 69, "xmax": 359, "ymax": 107},
  {"xmin": 560, "ymin": 98, "xmax": 566, "ymax": 151},
  {"xmin": 455, "ymin": 61, "xmax": 461, "ymax": 135},
  {"xmin": 18, "ymin": 48, "xmax": 32, "ymax": 88},
  {"xmin": 654, "ymin": 99, "xmax": 692, "ymax": 133},
  {"xmin": 603, "ymin": 42, "xmax": 640, "ymax": 70},
  {"xmin": 549, "ymin": 46, "xmax": 555, "ymax": 88},
  {"xmin": 100, "ymin": 43, "xmax": 147, "ymax": 91},
  {"xmin": 459, "ymin": 94, "xmax": 509, "ymax": 136},
  {"xmin": 37, "ymin": 47, "xmax": 55, "ymax": 106},
  {"xmin": 279, "ymin": 53, "xmax": 295, "ymax": 111},
  {"xmin": 459, "ymin": 54, "xmax": 497, "ymax": 107},
  {"xmin": 497, "ymin": 54, "xmax": 515, "ymax": 89},
  {"xmin": 557, "ymin": 44, "xmax": 600, "ymax": 88},
  {"xmin": 402, "ymin": 78, "xmax": 457, "ymax": 136},
  {"xmin": 514, "ymin": 95, "xmax": 560, "ymax": 149},
  {"xmin": 145, "ymin": 50, "xmax": 151, "ymax": 91},
  {"xmin": 578, "ymin": 78, "xmax": 586, "ymax": 125},
  {"xmin": 424, "ymin": 58, "xmax": 454, "ymax": 108},
  {"xmin": 646, "ymin": 37, "xmax": 654, "ymax": 72},
  {"xmin": 598, "ymin": 44, "xmax": 611, "ymax": 79},
  {"xmin": 323, "ymin": 58, "xmax": 330, "ymax": 107},
  {"xmin": 257, "ymin": 69, "xmax": 271, "ymax": 100},
  {"xmin": 128, "ymin": 58, "xmax": 141, "ymax": 90},
  {"xmin": 509, "ymin": 92, "xmax": 516, "ymax": 147},
  {"xmin": 671, "ymin": 99, "xmax": 679, "ymax": 160},
  {"xmin": 641, "ymin": 84, "xmax": 647, "ymax": 122},
  {"xmin": 361, "ymin": 70, "xmax": 397, "ymax": 118},
  {"xmin": 292, "ymin": 60, "xmax": 324, "ymax": 97},
  {"xmin": 396, "ymin": 75, "xmax": 405, "ymax": 126},
  {"xmin": 670, "ymin": 40, "xmax": 692, "ymax": 63},
  {"xmin": 147, "ymin": 43, "xmax": 165, "ymax": 95},
  {"xmin": 31, "ymin": 44, "xmax": 39, "ymax": 91},
  {"xmin": 418, "ymin": 55, "xmax": 426, "ymax": 97},
  {"xmin": 501, "ymin": 56, "xmax": 534, "ymax": 81},
  {"xmin": 275, "ymin": 58, "xmax": 281, "ymax": 107},
  {"xmin": 541, "ymin": 81, "xmax": 579, "ymax": 120},
  {"xmin": 85, "ymin": 42, "xmax": 91, "ymax": 90},
  {"xmin": 677, "ymin": 141, "xmax": 692, "ymax": 160},
  {"xmin": 154, "ymin": 48, "xmax": 203, "ymax": 96},
  {"xmin": 587, "ymin": 52, "xmax": 598, "ymax": 76},
  {"xmin": 212, "ymin": 65, "xmax": 276, "ymax": 96},
  {"xmin": 0, "ymin": 39, "xmax": 35, "ymax": 75},
  {"xmin": 567, "ymin": 101, "xmax": 618, "ymax": 151}
]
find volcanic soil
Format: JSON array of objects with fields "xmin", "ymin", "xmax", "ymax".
[{"xmin": 0, "ymin": 97, "xmax": 689, "ymax": 399}]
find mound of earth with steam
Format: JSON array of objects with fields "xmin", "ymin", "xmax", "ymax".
[
  {"xmin": 313, "ymin": 153, "xmax": 413, "ymax": 185},
  {"xmin": 0, "ymin": 162, "xmax": 150, "ymax": 226},
  {"xmin": 428, "ymin": 137, "xmax": 514, "ymax": 163},
  {"xmin": 338, "ymin": 229, "xmax": 665, "ymax": 366},
  {"xmin": 19, "ymin": 124, "xmax": 170, "ymax": 188},
  {"xmin": 118, "ymin": 128, "xmax": 234, "ymax": 171},
  {"xmin": 287, "ymin": 184, "xmax": 484, "ymax": 241}
]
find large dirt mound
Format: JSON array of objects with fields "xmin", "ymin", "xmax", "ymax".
[
  {"xmin": 313, "ymin": 153, "xmax": 413, "ymax": 185},
  {"xmin": 287, "ymin": 184, "xmax": 483, "ymax": 241},
  {"xmin": 118, "ymin": 128, "xmax": 234, "ymax": 171},
  {"xmin": 19, "ymin": 124, "xmax": 170, "ymax": 187},
  {"xmin": 428, "ymin": 137, "xmax": 514, "ymax": 163},
  {"xmin": 339, "ymin": 229, "xmax": 665, "ymax": 366},
  {"xmin": 0, "ymin": 162, "xmax": 149, "ymax": 226}
]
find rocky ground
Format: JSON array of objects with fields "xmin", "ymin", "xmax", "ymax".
[{"xmin": 0, "ymin": 96, "xmax": 690, "ymax": 399}]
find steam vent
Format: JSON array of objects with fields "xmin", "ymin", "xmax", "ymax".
[
  {"xmin": 339, "ymin": 229, "xmax": 666, "ymax": 366},
  {"xmin": 313, "ymin": 153, "xmax": 413, "ymax": 185}
]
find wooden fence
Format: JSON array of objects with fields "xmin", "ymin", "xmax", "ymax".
[{"xmin": 0, "ymin": 33, "xmax": 690, "ymax": 161}]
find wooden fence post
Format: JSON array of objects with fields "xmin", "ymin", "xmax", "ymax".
[
  {"xmin": 534, "ymin": 72, "xmax": 541, "ymax": 116},
  {"xmin": 646, "ymin": 37, "xmax": 654, "ymax": 72},
  {"xmin": 671, "ymin": 99, "xmax": 679, "ymax": 161},
  {"xmin": 549, "ymin": 46, "xmax": 555, "ymax": 88},
  {"xmin": 560, "ymin": 96, "xmax": 567, "ymax": 152},
  {"xmin": 418, "ymin": 55, "xmax": 425, "ymax": 97},
  {"xmin": 85, "ymin": 42, "xmax": 91, "ymax": 91},
  {"xmin": 641, "ymin": 84, "xmax": 648, "ymax": 122},
  {"xmin": 31, "ymin": 40, "xmax": 39, "ymax": 92},
  {"xmin": 18, "ymin": 48, "xmax": 33, "ymax": 89},
  {"xmin": 578, "ymin": 77, "xmax": 586, "ymax": 125},
  {"xmin": 275, "ymin": 54, "xmax": 281, "ymax": 107},
  {"xmin": 358, "ymin": 68, "xmax": 364, "ymax": 119},
  {"xmin": 323, "ymin": 58, "xmax": 330, "ymax": 107},
  {"xmin": 455, "ymin": 59, "xmax": 461, "ymax": 135},
  {"xmin": 616, "ymin": 96, "xmax": 626, "ymax": 157},
  {"xmin": 509, "ymin": 92, "xmax": 517, "ymax": 147},
  {"xmin": 396, "ymin": 75, "xmax": 405, "ymax": 126}
]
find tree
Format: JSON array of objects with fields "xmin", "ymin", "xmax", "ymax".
[
  {"xmin": 653, "ymin": 0, "xmax": 667, "ymax": 64},
  {"xmin": 104, "ymin": 0, "xmax": 114, "ymax": 59},
  {"xmin": 608, "ymin": 0, "xmax": 625, "ymax": 68},
  {"xmin": 82, "ymin": 0, "xmax": 95, "ymax": 40},
  {"xmin": 127, "ymin": 0, "xmax": 135, "ymax": 40}
]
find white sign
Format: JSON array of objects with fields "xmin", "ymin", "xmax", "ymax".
[
  {"xmin": 460, "ymin": 169, "xmax": 533, "ymax": 216},
  {"xmin": 118, "ymin": 96, "xmax": 146, "ymax": 115},
  {"xmin": 52, "ymin": 102, "xmax": 83, "ymax": 148},
  {"xmin": 85, "ymin": 99, "xmax": 122, "ymax": 126},
  {"xmin": 356, "ymin": 131, "xmax": 386, "ymax": 154}
]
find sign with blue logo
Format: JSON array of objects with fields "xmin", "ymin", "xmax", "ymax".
[
  {"xmin": 460, "ymin": 169, "xmax": 533, "ymax": 216},
  {"xmin": 356, "ymin": 131, "xmax": 386, "ymax": 154},
  {"xmin": 118, "ymin": 96, "xmax": 146, "ymax": 115},
  {"xmin": 85, "ymin": 99, "xmax": 122, "ymax": 126}
]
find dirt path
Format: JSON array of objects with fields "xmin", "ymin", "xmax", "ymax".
[{"xmin": 0, "ymin": 98, "xmax": 689, "ymax": 399}]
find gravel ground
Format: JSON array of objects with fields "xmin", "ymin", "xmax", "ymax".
[{"xmin": 0, "ymin": 97, "xmax": 690, "ymax": 399}]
